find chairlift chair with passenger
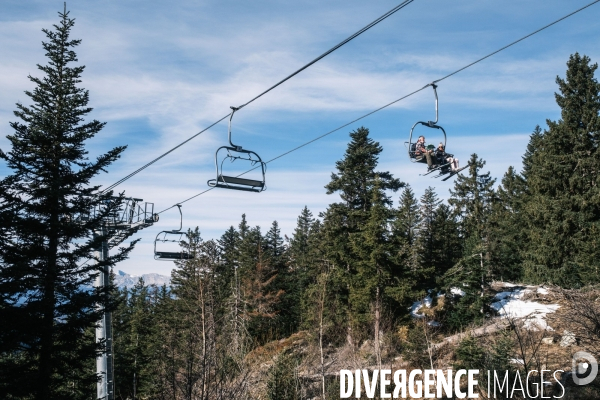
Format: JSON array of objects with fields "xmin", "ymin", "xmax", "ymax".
[
  {"xmin": 406, "ymin": 83, "xmax": 447, "ymax": 163},
  {"xmin": 207, "ymin": 107, "xmax": 267, "ymax": 193},
  {"xmin": 405, "ymin": 83, "xmax": 468, "ymax": 179}
]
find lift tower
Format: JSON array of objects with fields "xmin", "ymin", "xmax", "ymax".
[{"xmin": 88, "ymin": 197, "xmax": 157, "ymax": 400}]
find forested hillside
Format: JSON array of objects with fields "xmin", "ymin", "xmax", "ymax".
[
  {"xmin": 2, "ymin": 7, "xmax": 600, "ymax": 399},
  {"xmin": 109, "ymin": 54, "xmax": 600, "ymax": 400}
]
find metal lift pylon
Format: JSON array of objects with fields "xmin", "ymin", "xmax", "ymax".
[{"xmin": 89, "ymin": 197, "xmax": 157, "ymax": 400}]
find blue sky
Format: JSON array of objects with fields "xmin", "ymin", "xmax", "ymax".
[{"xmin": 1, "ymin": 0, "xmax": 599, "ymax": 276}]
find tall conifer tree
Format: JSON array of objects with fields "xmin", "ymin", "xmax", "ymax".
[
  {"xmin": 488, "ymin": 166, "xmax": 526, "ymax": 281},
  {"xmin": 0, "ymin": 8, "xmax": 133, "ymax": 399},
  {"xmin": 414, "ymin": 187, "xmax": 441, "ymax": 289},
  {"xmin": 322, "ymin": 127, "xmax": 402, "ymax": 345},
  {"xmin": 522, "ymin": 53, "xmax": 600, "ymax": 286}
]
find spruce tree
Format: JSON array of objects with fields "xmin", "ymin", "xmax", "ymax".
[
  {"xmin": 522, "ymin": 53, "xmax": 600, "ymax": 286},
  {"xmin": 430, "ymin": 203, "xmax": 461, "ymax": 285},
  {"xmin": 113, "ymin": 279, "xmax": 158, "ymax": 400},
  {"xmin": 390, "ymin": 185, "xmax": 422, "ymax": 305},
  {"xmin": 350, "ymin": 178, "xmax": 400, "ymax": 365},
  {"xmin": 448, "ymin": 154, "xmax": 496, "ymax": 244},
  {"xmin": 0, "ymin": 8, "xmax": 133, "ymax": 400},
  {"xmin": 488, "ymin": 166, "xmax": 526, "ymax": 281},
  {"xmin": 288, "ymin": 206, "xmax": 316, "ymax": 273},
  {"xmin": 321, "ymin": 127, "xmax": 403, "ymax": 345},
  {"xmin": 522, "ymin": 125, "xmax": 543, "ymax": 181},
  {"xmin": 264, "ymin": 220, "xmax": 295, "ymax": 338},
  {"xmin": 414, "ymin": 187, "xmax": 441, "ymax": 290},
  {"xmin": 393, "ymin": 185, "xmax": 420, "ymax": 247},
  {"xmin": 445, "ymin": 155, "xmax": 495, "ymax": 329}
]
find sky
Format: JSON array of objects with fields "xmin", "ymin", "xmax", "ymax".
[{"xmin": 1, "ymin": 0, "xmax": 599, "ymax": 276}]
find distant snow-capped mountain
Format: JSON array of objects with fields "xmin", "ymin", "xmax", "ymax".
[{"xmin": 114, "ymin": 270, "xmax": 170, "ymax": 288}]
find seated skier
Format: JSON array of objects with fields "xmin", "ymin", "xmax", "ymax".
[
  {"xmin": 435, "ymin": 143, "xmax": 459, "ymax": 172},
  {"xmin": 415, "ymin": 136, "xmax": 434, "ymax": 169}
]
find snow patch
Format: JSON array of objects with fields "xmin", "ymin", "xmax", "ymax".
[
  {"xmin": 450, "ymin": 287, "xmax": 466, "ymax": 297},
  {"xmin": 410, "ymin": 295, "xmax": 432, "ymax": 318},
  {"xmin": 537, "ymin": 287, "xmax": 549, "ymax": 295},
  {"xmin": 491, "ymin": 288, "xmax": 559, "ymax": 331}
]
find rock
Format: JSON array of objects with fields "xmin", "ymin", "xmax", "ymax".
[
  {"xmin": 559, "ymin": 330, "xmax": 576, "ymax": 347},
  {"xmin": 542, "ymin": 337, "xmax": 554, "ymax": 345}
]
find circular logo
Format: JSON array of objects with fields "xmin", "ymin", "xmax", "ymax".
[{"xmin": 572, "ymin": 351, "xmax": 598, "ymax": 385}]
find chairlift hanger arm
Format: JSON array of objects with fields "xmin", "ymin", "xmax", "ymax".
[
  {"xmin": 228, "ymin": 107, "xmax": 242, "ymax": 151},
  {"xmin": 427, "ymin": 83, "xmax": 438, "ymax": 126},
  {"xmin": 175, "ymin": 204, "xmax": 183, "ymax": 232}
]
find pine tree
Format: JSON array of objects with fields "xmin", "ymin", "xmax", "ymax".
[
  {"xmin": 522, "ymin": 125, "xmax": 543, "ymax": 182},
  {"xmin": 414, "ymin": 187, "xmax": 441, "ymax": 290},
  {"xmin": 393, "ymin": 185, "xmax": 420, "ymax": 247},
  {"xmin": 234, "ymin": 219, "xmax": 282, "ymax": 345},
  {"xmin": 0, "ymin": 8, "xmax": 133, "ymax": 400},
  {"xmin": 488, "ymin": 166, "xmax": 526, "ymax": 281},
  {"xmin": 264, "ymin": 220, "xmax": 296, "ymax": 338},
  {"xmin": 449, "ymin": 154, "xmax": 496, "ymax": 244},
  {"xmin": 390, "ymin": 185, "xmax": 422, "ymax": 307},
  {"xmin": 286, "ymin": 207, "xmax": 317, "ymax": 330},
  {"xmin": 218, "ymin": 224, "xmax": 247, "ymax": 358},
  {"xmin": 321, "ymin": 127, "xmax": 403, "ymax": 345},
  {"xmin": 430, "ymin": 203, "xmax": 461, "ymax": 285},
  {"xmin": 264, "ymin": 221, "xmax": 285, "ymax": 261},
  {"xmin": 522, "ymin": 53, "xmax": 600, "ymax": 286},
  {"xmin": 113, "ymin": 279, "xmax": 158, "ymax": 400},
  {"xmin": 444, "ymin": 155, "xmax": 496, "ymax": 330},
  {"xmin": 350, "ymin": 177, "xmax": 400, "ymax": 366},
  {"xmin": 288, "ymin": 206, "xmax": 316, "ymax": 273}
]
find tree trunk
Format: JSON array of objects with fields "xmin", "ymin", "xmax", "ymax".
[
  {"xmin": 318, "ymin": 273, "xmax": 328, "ymax": 400},
  {"xmin": 375, "ymin": 285, "xmax": 381, "ymax": 370}
]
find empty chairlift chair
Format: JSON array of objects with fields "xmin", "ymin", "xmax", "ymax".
[
  {"xmin": 153, "ymin": 205, "xmax": 193, "ymax": 261},
  {"xmin": 207, "ymin": 107, "xmax": 267, "ymax": 193}
]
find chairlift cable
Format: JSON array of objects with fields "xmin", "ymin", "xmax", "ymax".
[
  {"xmin": 155, "ymin": 0, "xmax": 600, "ymax": 214},
  {"xmin": 102, "ymin": 113, "xmax": 231, "ymax": 194},
  {"xmin": 432, "ymin": 0, "xmax": 600, "ymax": 85},
  {"xmin": 101, "ymin": 0, "xmax": 417, "ymax": 194},
  {"xmin": 235, "ymin": 0, "xmax": 416, "ymax": 111}
]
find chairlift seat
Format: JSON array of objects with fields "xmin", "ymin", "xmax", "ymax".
[
  {"xmin": 153, "ymin": 204, "xmax": 193, "ymax": 261},
  {"xmin": 155, "ymin": 251, "xmax": 193, "ymax": 260},
  {"xmin": 218, "ymin": 175, "xmax": 264, "ymax": 188}
]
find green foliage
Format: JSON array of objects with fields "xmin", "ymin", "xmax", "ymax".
[
  {"xmin": 322, "ymin": 127, "xmax": 403, "ymax": 343},
  {"xmin": 488, "ymin": 166, "xmax": 526, "ymax": 281},
  {"xmin": 454, "ymin": 335, "xmax": 485, "ymax": 370},
  {"xmin": 402, "ymin": 322, "xmax": 434, "ymax": 369},
  {"xmin": 113, "ymin": 279, "xmax": 161, "ymax": 399},
  {"xmin": 266, "ymin": 354, "xmax": 300, "ymax": 400},
  {"xmin": 431, "ymin": 203, "xmax": 462, "ymax": 283},
  {"xmin": 522, "ymin": 53, "xmax": 600, "ymax": 287},
  {"xmin": 441, "ymin": 154, "xmax": 496, "ymax": 330},
  {"xmin": 414, "ymin": 187, "xmax": 441, "ymax": 289},
  {"xmin": 455, "ymin": 333, "xmax": 515, "ymax": 397},
  {"xmin": 9, "ymin": 49, "xmax": 599, "ymax": 395},
  {"xmin": 449, "ymin": 153, "xmax": 496, "ymax": 243},
  {"xmin": 0, "ymin": 8, "xmax": 133, "ymax": 400}
]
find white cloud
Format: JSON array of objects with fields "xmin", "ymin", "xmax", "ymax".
[{"xmin": 2, "ymin": 0, "xmax": 599, "ymax": 275}]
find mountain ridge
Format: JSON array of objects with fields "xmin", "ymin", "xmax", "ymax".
[{"xmin": 113, "ymin": 270, "xmax": 170, "ymax": 288}]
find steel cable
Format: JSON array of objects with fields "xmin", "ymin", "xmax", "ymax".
[
  {"xmin": 156, "ymin": 0, "xmax": 600, "ymax": 214},
  {"xmin": 102, "ymin": 0, "xmax": 417, "ymax": 193}
]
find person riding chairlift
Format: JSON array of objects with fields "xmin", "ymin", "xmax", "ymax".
[
  {"xmin": 435, "ymin": 143, "xmax": 459, "ymax": 172},
  {"xmin": 415, "ymin": 136, "xmax": 435, "ymax": 169}
]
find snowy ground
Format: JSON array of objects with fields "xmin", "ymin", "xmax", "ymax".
[
  {"xmin": 490, "ymin": 284, "xmax": 560, "ymax": 331},
  {"xmin": 411, "ymin": 283, "xmax": 560, "ymax": 331}
]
